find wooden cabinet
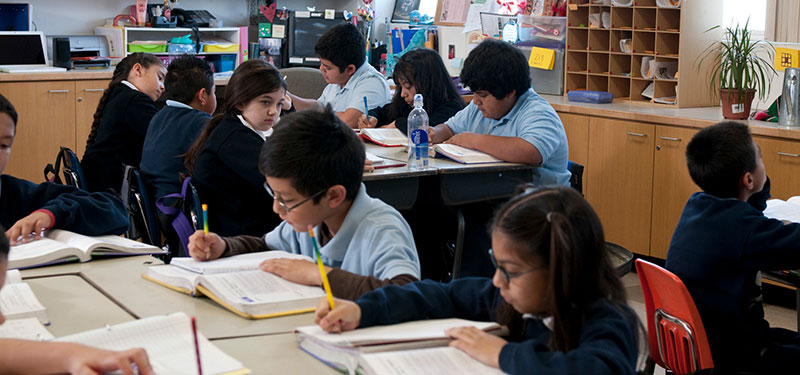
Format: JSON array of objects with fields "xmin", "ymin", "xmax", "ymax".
[
  {"xmin": 650, "ymin": 126, "xmax": 698, "ymax": 259},
  {"xmin": 75, "ymin": 80, "xmax": 108, "ymax": 159},
  {"xmin": 559, "ymin": 112, "xmax": 590, "ymax": 192},
  {"xmin": 0, "ymin": 79, "xmax": 109, "ymax": 183},
  {"xmin": 586, "ymin": 117, "xmax": 654, "ymax": 255},
  {"xmin": 754, "ymin": 136, "xmax": 800, "ymax": 200}
]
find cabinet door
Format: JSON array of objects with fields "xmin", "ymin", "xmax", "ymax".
[
  {"xmin": 754, "ymin": 136, "xmax": 800, "ymax": 200},
  {"xmin": 75, "ymin": 80, "xmax": 110, "ymax": 159},
  {"xmin": 650, "ymin": 126, "xmax": 698, "ymax": 259},
  {"xmin": 558, "ymin": 112, "xmax": 590, "ymax": 192},
  {"xmin": 0, "ymin": 82, "xmax": 76, "ymax": 182},
  {"xmin": 586, "ymin": 117, "xmax": 654, "ymax": 255}
]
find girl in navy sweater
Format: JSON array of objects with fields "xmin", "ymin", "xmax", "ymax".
[
  {"xmin": 316, "ymin": 186, "xmax": 642, "ymax": 375},
  {"xmin": 356, "ymin": 48, "xmax": 465, "ymax": 134},
  {"xmin": 82, "ymin": 53, "xmax": 165, "ymax": 194}
]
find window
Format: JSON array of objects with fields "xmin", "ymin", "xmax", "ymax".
[{"xmin": 722, "ymin": 0, "xmax": 766, "ymax": 40}]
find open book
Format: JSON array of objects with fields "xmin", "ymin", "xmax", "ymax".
[
  {"xmin": 0, "ymin": 317, "xmax": 54, "ymax": 341},
  {"xmin": 0, "ymin": 269, "xmax": 49, "ymax": 324},
  {"xmin": 434, "ymin": 144, "xmax": 502, "ymax": 164},
  {"xmin": 295, "ymin": 318, "xmax": 504, "ymax": 375},
  {"xmin": 8, "ymin": 229, "xmax": 165, "ymax": 269},
  {"xmin": 360, "ymin": 128, "xmax": 407, "ymax": 147},
  {"xmin": 365, "ymin": 151, "xmax": 406, "ymax": 169},
  {"xmin": 142, "ymin": 252, "xmax": 326, "ymax": 319},
  {"xmin": 56, "ymin": 312, "xmax": 249, "ymax": 375},
  {"xmin": 763, "ymin": 196, "xmax": 800, "ymax": 223}
]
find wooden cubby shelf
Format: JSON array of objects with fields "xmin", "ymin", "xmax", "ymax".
[{"xmin": 565, "ymin": 0, "xmax": 723, "ymax": 107}]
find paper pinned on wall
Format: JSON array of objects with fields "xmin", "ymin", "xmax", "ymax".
[
  {"xmin": 272, "ymin": 24, "xmax": 286, "ymax": 39},
  {"xmin": 324, "ymin": 9, "xmax": 335, "ymax": 20},
  {"xmin": 463, "ymin": 1, "xmax": 497, "ymax": 33}
]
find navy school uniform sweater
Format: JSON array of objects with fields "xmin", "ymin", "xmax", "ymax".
[
  {"xmin": 82, "ymin": 84, "xmax": 158, "ymax": 194},
  {"xmin": 0, "ymin": 175, "xmax": 129, "ymax": 235},
  {"xmin": 140, "ymin": 104, "xmax": 211, "ymax": 199},
  {"xmin": 356, "ymin": 278, "xmax": 639, "ymax": 375},
  {"xmin": 665, "ymin": 179, "xmax": 800, "ymax": 371},
  {"xmin": 368, "ymin": 99, "xmax": 464, "ymax": 134},
  {"xmin": 191, "ymin": 115, "xmax": 282, "ymax": 237}
]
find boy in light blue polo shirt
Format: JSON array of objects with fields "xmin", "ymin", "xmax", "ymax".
[
  {"xmin": 431, "ymin": 39, "xmax": 570, "ymax": 186},
  {"xmin": 290, "ymin": 23, "xmax": 390, "ymax": 129},
  {"xmin": 186, "ymin": 105, "xmax": 420, "ymax": 300}
]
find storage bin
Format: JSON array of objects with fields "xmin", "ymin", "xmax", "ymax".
[
  {"xmin": 167, "ymin": 43, "xmax": 196, "ymax": 53},
  {"xmin": 517, "ymin": 16, "xmax": 566, "ymax": 49},
  {"xmin": 206, "ymin": 54, "xmax": 236, "ymax": 73},
  {"xmin": 203, "ymin": 43, "xmax": 238, "ymax": 53},
  {"xmin": 525, "ymin": 47, "xmax": 565, "ymax": 95},
  {"xmin": 127, "ymin": 43, "xmax": 167, "ymax": 53}
]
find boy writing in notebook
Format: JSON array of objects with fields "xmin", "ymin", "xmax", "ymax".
[
  {"xmin": 666, "ymin": 121, "xmax": 800, "ymax": 373},
  {"xmin": 430, "ymin": 39, "xmax": 570, "ymax": 186},
  {"xmin": 0, "ymin": 93, "xmax": 128, "ymax": 246},
  {"xmin": 187, "ymin": 106, "xmax": 420, "ymax": 300},
  {"xmin": 289, "ymin": 23, "xmax": 391, "ymax": 129},
  {"xmin": 0, "ymin": 228, "xmax": 154, "ymax": 374}
]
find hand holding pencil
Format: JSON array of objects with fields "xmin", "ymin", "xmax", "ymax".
[{"xmin": 187, "ymin": 230, "xmax": 226, "ymax": 261}]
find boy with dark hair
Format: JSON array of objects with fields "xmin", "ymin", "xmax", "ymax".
[
  {"xmin": 0, "ymin": 93, "xmax": 128, "ymax": 246},
  {"xmin": 187, "ymin": 105, "xmax": 420, "ymax": 300},
  {"xmin": 290, "ymin": 23, "xmax": 390, "ymax": 129},
  {"xmin": 141, "ymin": 55, "xmax": 216, "ymax": 199},
  {"xmin": 666, "ymin": 121, "xmax": 800, "ymax": 373},
  {"xmin": 430, "ymin": 39, "xmax": 569, "ymax": 186}
]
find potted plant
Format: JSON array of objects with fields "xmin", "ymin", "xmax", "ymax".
[{"xmin": 698, "ymin": 19, "xmax": 776, "ymax": 119}]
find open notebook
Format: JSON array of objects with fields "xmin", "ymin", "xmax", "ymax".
[
  {"xmin": 434, "ymin": 144, "xmax": 502, "ymax": 164},
  {"xmin": 360, "ymin": 128, "xmax": 407, "ymax": 147},
  {"xmin": 56, "ymin": 312, "xmax": 249, "ymax": 375},
  {"xmin": 295, "ymin": 318, "xmax": 504, "ymax": 375},
  {"xmin": 0, "ymin": 269, "xmax": 49, "ymax": 324},
  {"xmin": 142, "ymin": 251, "xmax": 325, "ymax": 319}
]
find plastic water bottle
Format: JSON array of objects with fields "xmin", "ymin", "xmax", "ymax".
[{"xmin": 407, "ymin": 94, "xmax": 429, "ymax": 170}]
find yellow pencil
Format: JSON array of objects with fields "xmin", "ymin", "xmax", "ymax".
[{"xmin": 308, "ymin": 225, "xmax": 334, "ymax": 310}]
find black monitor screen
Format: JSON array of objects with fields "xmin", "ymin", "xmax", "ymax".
[
  {"xmin": 0, "ymin": 34, "xmax": 45, "ymax": 65},
  {"xmin": 290, "ymin": 15, "xmax": 346, "ymax": 58}
]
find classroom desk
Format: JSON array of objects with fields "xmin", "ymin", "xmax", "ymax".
[
  {"xmin": 362, "ymin": 144, "xmax": 436, "ymax": 211},
  {"xmin": 213, "ymin": 333, "xmax": 338, "ymax": 374},
  {"xmin": 25, "ymin": 275, "xmax": 135, "ymax": 337},
  {"xmin": 23, "ymin": 256, "xmax": 315, "ymax": 340},
  {"xmin": 762, "ymin": 270, "xmax": 800, "ymax": 330}
]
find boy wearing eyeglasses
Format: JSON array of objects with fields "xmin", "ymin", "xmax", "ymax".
[{"xmin": 187, "ymin": 106, "xmax": 420, "ymax": 300}]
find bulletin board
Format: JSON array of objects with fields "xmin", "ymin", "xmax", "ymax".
[{"xmin": 434, "ymin": 0, "xmax": 471, "ymax": 26}]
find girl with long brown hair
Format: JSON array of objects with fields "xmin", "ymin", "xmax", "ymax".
[{"xmin": 81, "ymin": 53, "xmax": 165, "ymax": 194}]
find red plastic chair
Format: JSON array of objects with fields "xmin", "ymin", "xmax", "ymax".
[{"xmin": 635, "ymin": 259, "xmax": 714, "ymax": 374}]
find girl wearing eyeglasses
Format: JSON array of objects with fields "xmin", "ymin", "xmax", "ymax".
[{"xmin": 314, "ymin": 186, "xmax": 643, "ymax": 375}]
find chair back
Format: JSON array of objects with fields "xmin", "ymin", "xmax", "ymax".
[
  {"xmin": 635, "ymin": 259, "xmax": 714, "ymax": 374},
  {"xmin": 43, "ymin": 147, "xmax": 87, "ymax": 190},
  {"xmin": 281, "ymin": 67, "xmax": 328, "ymax": 99},
  {"xmin": 123, "ymin": 166, "xmax": 160, "ymax": 246},
  {"xmin": 567, "ymin": 160, "xmax": 584, "ymax": 195}
]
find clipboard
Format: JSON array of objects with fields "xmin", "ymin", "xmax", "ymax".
[{"xmin": 434, "ymin": 0, "xmax": 471, "ymax": 26}]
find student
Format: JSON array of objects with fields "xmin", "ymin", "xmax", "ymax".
[
  {"xmin": 187, "ymin": 106, "xmax": 421, "ymax": 300},
  {"xmin": 0, "ymin": 93, "xmax": 128, "ymax": 246},
  {"xmin": 183, "ymin": 59, "xmax": 285, "ymax": 237},
  {"xmin": 316, "ymin": 186, "xmax": 641, "ymax": 375},
  {"xmin": 357, "ymin": 48, "xmax": 465, "ymax": 134},
  {"xmin": 82, "ymin": 53, "xmax": 166, "ymax": 194},
  {"xmin": 666, "ymin": 121, "xmax": 800, "ymax": 373},
  {"xmin": 430, "ymin": 39, "xmax": 570, "ymax": 186},
  {"xmin": 141, "ymin": 56, "xmax": 216, "ymax": 200},
  {"xmin": 290, "ymin": 23, "xmax": 390, "ymax": 128},
  {"xmin": 0, "ymin": 228, "xmax": 153, "ymax": 375}
]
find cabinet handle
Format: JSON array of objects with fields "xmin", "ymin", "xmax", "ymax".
[
  {"xmin": 659, "ymin": 136, "xmax": 682, "ymax": 141},
  {"xmin": 777, "ymin": 152, "xmax": 800, "ymax": 158},
  {"xmin": 83, "ymin": 88, "xmax": 104, "ymax": 92},
  {"xmin": 626, "ymin": 131, "xmax": 646, "ymax": 137},
  {"xmin": 48, "ymin": 89, "xmax": 70, "ymax": 93}
]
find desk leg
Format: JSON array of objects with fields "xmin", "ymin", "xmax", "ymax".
[{"xmin": 452, "ymin": 209, "xmax": 465, "ymax": 280}]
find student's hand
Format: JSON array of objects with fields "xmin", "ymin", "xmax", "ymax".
[
  {"xmin": 315, "ymin": 298, "xmax": 361, "ymax": 333},
  {"xmin": 357, "ymin": 114, "xmax": 378, "ymax": 129},
  {"xmin": 187, "ymin": 230, "xmax": 226, "ymax": 261},
  {"xmin": 64, "ymin": 344, "xmax": 154, "ymax": 375},
  {"xmin": 282, "ymin": 92, "xmax": 292, "ymax": 111},
  {"xmin": 6, "ymin": 211, "xmax": 51, "ymax": 246},
  {"xmin": 260, "ymin": 258, "xmax": 329, "ymax": 286},
  {"xmin": 363, "ymin": 159, "xmax": 375, "ymax": 173},
  {"xmin": 445, "ymin": 326, "xmax": 506, "ymax": 369},
  {"xmin": 444, "ymin": 132, "xmax": 481, "ymax": 149}
]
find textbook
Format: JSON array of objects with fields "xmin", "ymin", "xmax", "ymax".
[
  {"xmin": 143, "ymin": 252, "xmax": 326, "ymax": 319},
  {"xmin": 763, "ymin": 196, "xmax": 800, "ymax": 223},
  {"xmin": 8, "ymin": 229, "xmax": 165, "ymax": 269},
  {"xmin": 0, "ymin": 269, "xmax": 49, "ymax": 324},
  {"xmin": 434, "ymin": 143, "xmax": 503, "ymax": 164},
  {"xmin": 56, "ymin": 312, "xmax": 250, "ymax": 375},
  {"xmin": 295, "ymin": 318, "xmax": 504, "ymax": 374},
  {"xmin": 359, "ymin": 128, "xmax": 407, "ymax": 147},
  {"xmin": 365, "ymin": 151, "xmax": 406, "ymax": 169}
]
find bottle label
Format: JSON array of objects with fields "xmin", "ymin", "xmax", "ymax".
[{"xmin": 410, "ymin": 129, "xmax": 428, "ymax": 145}]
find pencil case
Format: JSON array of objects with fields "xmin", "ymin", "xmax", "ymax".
[{"xmin": 567, "ymin": 90, "xmax": 614, "ymax": 104}]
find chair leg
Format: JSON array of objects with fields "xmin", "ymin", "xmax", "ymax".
[
  {"xmin": 451, "ymin": 209, "xmax": 465, "ymax": 280},
  {"xmin": 642, "ymin": 357, "xmax": 656, "ymax": 375}
]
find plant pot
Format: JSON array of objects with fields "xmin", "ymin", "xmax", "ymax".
[{"xmin": 720, "ymin": 88, "xmax": 756, "ymax": 120}]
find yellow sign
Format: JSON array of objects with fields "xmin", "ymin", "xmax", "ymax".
[
  {"xmin": 529, "ymin": 47, "xmax": 555, "ymax": 70},
  {"xmin": 774, "ymin": 47, "xmax": 800, "ymax": 71}
]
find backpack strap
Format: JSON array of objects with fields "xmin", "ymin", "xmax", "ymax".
[{"xmin": 43, "ymin": 148, "xmax": 66, "ymax": 184}]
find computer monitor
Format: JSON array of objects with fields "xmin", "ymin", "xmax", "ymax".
[
  {"xmin": 287, "ymin": 11, "xmax": 346, "ymax": 67},
  {"xmin": 0, "ymin": 31, "xmax": 48, "ymax": 66}
]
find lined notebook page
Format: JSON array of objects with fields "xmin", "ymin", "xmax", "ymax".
[
  {"xmin": 56, "ymin": 313, "xmax": 246, "ymax": 375},
  {"xmin": 296, "ymin": 319, "xmax": 500, "ymax": 347},
  {"xmin": 360, "ymin": 347, "xmax": 506, "ymax": 375},
  {"xmin": 0, "ymin": 317, "xmax": 54, "ymax": 340},
  {"xmin": 171, "ymin": 251, "xmax": 313, "ymax": 274},
  {"xmin": 202, "ymin": 270, "xmax": 325, "ymax": 304}
]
